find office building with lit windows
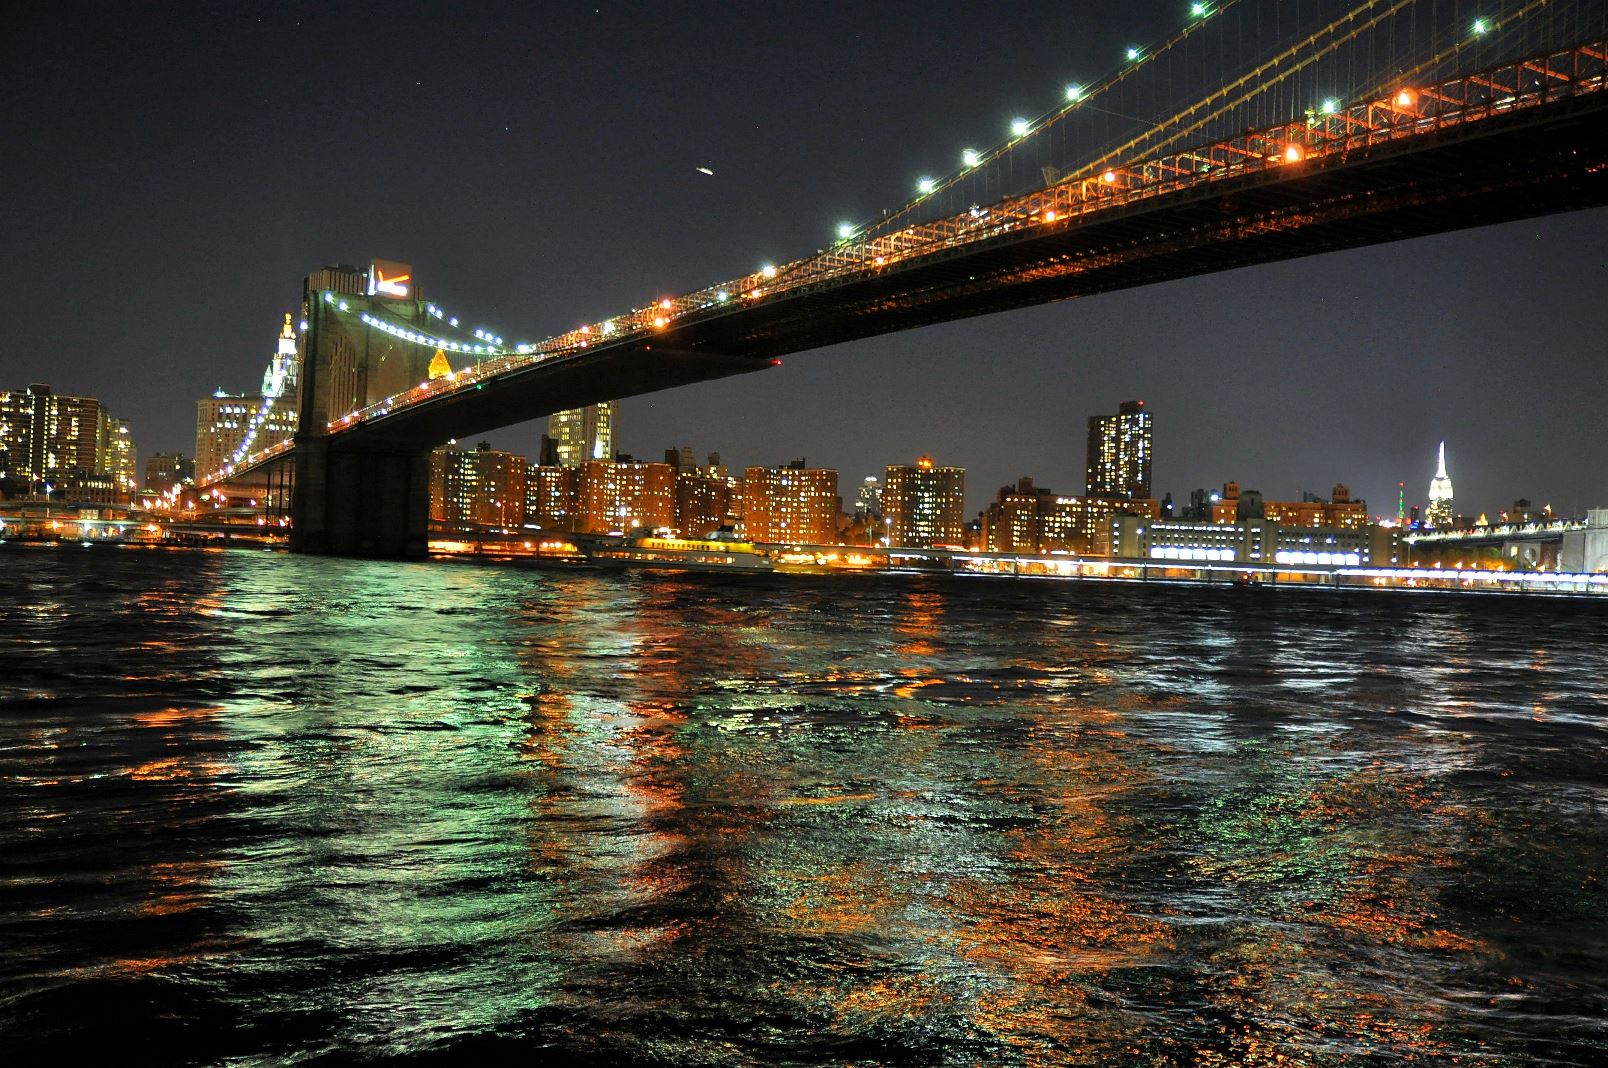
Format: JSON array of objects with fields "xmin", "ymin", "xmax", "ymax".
[
  {"xmin": 577, "ymin": 459, "xmax": 675, "ymax": 533},
  {"xmin": 429, "ymin": 442, "xmax": 527, "ymax": 530},
  {"xmin": 548, "ymin": 403, "xmax": 617, "ymax": 468},
  {"xmin": 0, "ymin": 382, "xmax": 136, "ymax": 502},
  {"xmin": 884, "ymin": 456, "xmax": 966, "ymax": 548},
  {"xmin": 743, "ymin": 462, "xmax": 839, "ymax": 544},
  {"xmin": 1085, "ymin": 400, "xmax": 1152, "ymax": 500}
]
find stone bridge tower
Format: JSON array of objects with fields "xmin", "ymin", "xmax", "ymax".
[{"xmin": 289, "ymin": 262, "xmax": 441, "ymax": 556}]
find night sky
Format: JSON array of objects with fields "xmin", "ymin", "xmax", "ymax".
[{"xmin": 4, "ymin": 1, "xmax": 1605, "ymax": 519}]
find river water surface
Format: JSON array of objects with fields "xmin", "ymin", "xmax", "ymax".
[{"xmin": 2, "ymin": 546, "xmax": 1606, "ymax": 1065}]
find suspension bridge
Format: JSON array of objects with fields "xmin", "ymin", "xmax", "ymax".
[{"xmin": 203, "ymin": 0, "xmax": 1608, "ymax": 556}]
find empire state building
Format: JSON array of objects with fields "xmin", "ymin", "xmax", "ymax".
[{"xmin": 1426, "ymin": 442, "xmax": 1455, "ymax": 527}]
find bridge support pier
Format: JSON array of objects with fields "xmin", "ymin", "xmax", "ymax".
[{"xmin": 289, "ymin": 439, "xmax": 431, "ymax": 558}]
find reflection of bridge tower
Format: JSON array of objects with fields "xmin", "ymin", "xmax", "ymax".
[
  {"xmin": 290, "ymin": 263, "xmax": 443, "ymax": 556},
  {"xmin": 1426, "ymin": 442, "xmax": 1455, "ymax": 528}
]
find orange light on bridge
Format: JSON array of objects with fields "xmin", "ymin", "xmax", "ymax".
[
  {"xmin": 659, "ymin": 298, "xmax": 672, "ymax": 310},
  {"xmin": 1283, "ymin": 144, "xmax": 1304, "ymax": 163},
  {"xmin": 1396, "ymin": 89, "xmax": 1416, "ymax": 108},
  {"xmin": 1101, "ymin": 169, "xmax": 1118, "ymax": 184},
  {"xmin": 874, "ymin": 255, "xmax": 885, "ymax": 265},
  {"xmin": 652, "ymin": 316, "xmax": 667, "ymax": 328},
  {"xmin": 1043, "ymin": 209, "xmax": 1058, "ymax": 222}
]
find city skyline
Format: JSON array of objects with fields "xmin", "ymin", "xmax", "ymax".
[{"xmin": 4, "ymin": 3, "xmax": 1605, "ymax": 519}]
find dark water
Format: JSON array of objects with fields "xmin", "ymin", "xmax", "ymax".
[{"xmin": 2, "ymin": 547, "xmax": 1606, "ymax": 1066}]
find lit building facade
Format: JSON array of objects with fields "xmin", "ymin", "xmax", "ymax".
[
  {"xmin": 0, "ymin": 383, "xmax": 135, "ymax": 502},
  {"xmin": 429, "ymin": 442, "xmax": 527, "ymax": 530},
  {"xmin": 743, "ymin": 463, "xmax": 839, "ymax": 544},
  {"xmin": 1212, "ymin": 482, "xmax": 1369, "ymax": 529},
  {"xmin": 1085, "ymin": 400, "xmax": 1152, "ymax": 500},
  {"xmin": 982, "ymin": 478, "xmax": 1050, "ymax": 553},
  {"xmin": 884, "ymin": 456, "xmax": 965, "ymax": 548},
  {"xmin": 1111, "ymin": 515, "xmax": 1377, "ymax": 567},
  {"xmin": 107, "ymin": 419, "xmax": 136, "ymax": 498},
  {"xmin": 578, "ymin": 459, "xmax": 675, "ymax": 533},
  {"xmin": 549, "ymin": 403, "xmax": 617, "ymax": 468},
  {"xmin": 1042, "ymin": 495, "xmax": 1160, "ymax": 555},
  {"xmin": 525, "ymin": 464, "xmax": 579, "ymax": 531},
  {"xmin": 983, "ymin": 477, "xmax": 1160, "ymax": 555},
  {"xmin": 855, "ymin": 476, "xmax": 882, "ymax": 516},
  {"xmin": 195, "ymin": 314, "xmax": 300, "ymax": 479},
  {"xmin": 1426, "ymin": 442, "xmax": 1455, "ymax": 527},
  {"xmin": 676, "ymin": 465, "xmax": 734, "ymax": 538}
]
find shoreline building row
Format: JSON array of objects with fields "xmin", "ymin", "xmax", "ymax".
[{"xmin": 428, "ymin": 440, "xmax": 973, "ymax": 549}]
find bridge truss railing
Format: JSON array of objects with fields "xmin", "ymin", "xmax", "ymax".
[{"xmin": 206, "ymin": 37, "xmax": 1603, "ymax": 477}]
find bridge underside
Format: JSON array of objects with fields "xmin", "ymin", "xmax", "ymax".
[
  {"xmin": 275, "ymin": 87, "xmax": 1607, "ymax": 557},
  {"xmin": 337, "ymin": 88, "xmax": 1608, "ymax": 450}
]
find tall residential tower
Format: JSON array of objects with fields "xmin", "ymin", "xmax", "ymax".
[
  {"xmin": 884, "ymin": 456, "xmax": 966, "ymax": 548},
  {"xmin": 1085, "ymin": 400, "xmax": 1152, "ymax": 500}
]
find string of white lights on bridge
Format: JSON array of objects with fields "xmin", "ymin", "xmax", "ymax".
[{"xmin": 206, "ymin": 0, "xmax": 1605, "ymax": 484}]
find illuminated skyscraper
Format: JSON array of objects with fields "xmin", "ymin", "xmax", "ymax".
[
  {"xmin": 884, "ymin": 456, "xmax": 966, "ymax": 547},
  {"xmin": 548, "ymin": 403, "xmax": 617, "ymax": 468},
  {"xmin": 194, "ymin": 314, "xmax": 300, "ymax": 479},
  {"xmin": 1426, "ymin": 441, "xmax": 1455, "ymax": 527},
  {"xmin": 1085, "ymin": 400, "xmax": 1152, "ymax": 500}
]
